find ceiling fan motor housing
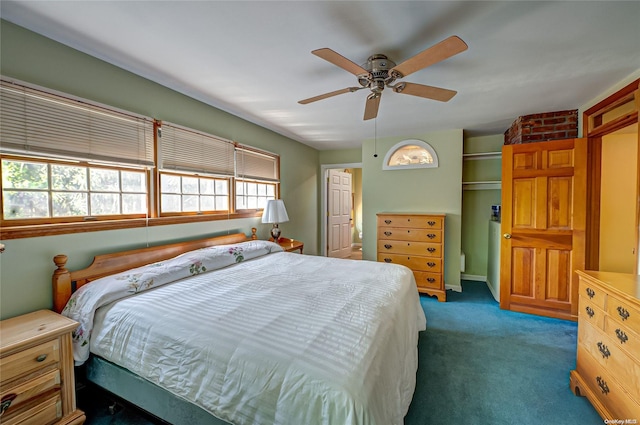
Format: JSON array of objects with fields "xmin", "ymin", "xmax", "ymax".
[{"xmin": 359, "ymin": 54, "xmax": 397, "ymax": 90}]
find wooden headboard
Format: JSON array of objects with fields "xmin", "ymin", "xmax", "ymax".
[{"xmin": 52, "ymin": 232, "xmax": 252, "ymax": 313}]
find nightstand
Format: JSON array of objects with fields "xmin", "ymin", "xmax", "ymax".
[
  {"xmin": 0, "ymin": 310, "xmax": 86, "ymax": 425},
  {"xmin": 272, "ymin": 237, "xmax": 304, "ymax": 254}
]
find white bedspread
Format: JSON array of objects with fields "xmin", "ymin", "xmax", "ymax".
[{"xmin": 90, "ymin": 252, "xmax": 426, "ymax": 425}]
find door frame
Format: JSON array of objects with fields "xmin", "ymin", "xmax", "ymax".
[
  {"xmin": 583, "ymin": 78, "xmax": 639, "ymax": 273},
  {"xmin": 320, "ymin": 162, "xmax": 362, "ymax": 257}
]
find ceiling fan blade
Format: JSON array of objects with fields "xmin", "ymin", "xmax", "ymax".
[
  {"xmin": 390, "ymin": 36, "xmax": 468, "ymax": 78},
  {"xmin": 363, "ymin": 93, "xmax": 381, "ymax": 120},
  {"xmin": 393, "ymin": 82, "xmax": 457, "ymax": 102},
  {"xmin": 298, "ymin": 87, "xmax": 362, "ymax": 104},
  {"xmin": 312, "ymin": 48, "xmax": 369, "ymax": 76}
]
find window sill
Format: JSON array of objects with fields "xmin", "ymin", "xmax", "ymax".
[{"xmin": 0, "ymin": 211, "xmax": 262, "ymax": 240}]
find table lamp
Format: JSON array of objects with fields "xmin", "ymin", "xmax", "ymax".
[{"xmin": 262, "ymin": 199, "xmax": 289, "ymax": 242}]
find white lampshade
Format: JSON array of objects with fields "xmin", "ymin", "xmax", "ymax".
[{"xmin": 261, "ymin": 199, "xmax": 289, "ymax": 224}]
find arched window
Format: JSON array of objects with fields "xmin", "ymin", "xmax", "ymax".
[{"xmin": 382, "ymin": 139, "xmax": 438, "ymax": 170}]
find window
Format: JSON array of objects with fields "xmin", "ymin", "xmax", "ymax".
[
  {"xmin": 160, "ymin": 173, "xmax": 229, "ymax": 214},
  {"xmin": 382, "ymin": 139, "xmax": 439, "ymax": 170},
  {"xmin": 235, "ymin": 180, "xmax": 276, "ymax": 210},
  {"xmin": 0, "ymin": 78, "xmax": 281, "ymax": 238},
  {"xmin": 2, "ymin": 157, "xmax": 147, "ymax": 221}
]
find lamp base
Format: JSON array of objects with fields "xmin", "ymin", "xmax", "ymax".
[{"xmin": 270, "ymin": 224, "xmax": 281, "ymax": 242}]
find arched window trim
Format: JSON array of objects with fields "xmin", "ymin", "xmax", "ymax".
[{"xmin": 382, "ymin": 139, "xmax": 439, "ymax": 170}]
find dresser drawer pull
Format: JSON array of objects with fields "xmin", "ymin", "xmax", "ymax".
[
  {"xmin": 36, "ymin": 353, "xmax": 48, "ymax": 362},
  {"xmin": 427, "ymin": 234, "xmax": 436, "ymax": 239},
  {"xmin": 617, "ymin": 306, "xmax": 630, "ymax": 321},
  {"xmin": 585, "ymin": 287, "xmax": 595, "ymax": 299},
  {"xmin": 596, "ymin": 376, "xmax": 609, "ymax": 395},
  {"xmin": 1, "ymin": 394, "xmax": 17, "ymax": 416},
  {"xmin": 384, "ymin": 258, "xmax": 392, "ymax": 263},
  {"xmin": 585, "ymin": 306, "xmax": 595, "ymax": 318},
  {"xmin": 384, "ymin": 231, "xmax": 392, "ymax": 236},
  {"xmin": 597, "ymin": 342, "xmax": 610, "ymax": 359},
  {"xmin": 384, "ymin": 244, "xmax": 392, "ymax": 249},
  {"xmin": 427, "ymin": 278, "xmax": 436, "ymax": 283},
  {"xmin": 385, "ymin": 220, "xmax": 392, "ymax": 224},
  {"xmin": 615, "ymin": 329, "xmax": 628, "ymax": 344},
  {"xmin": 427, "ymin": 247, "xmax": 436, "ymax": 253},
  {"xmin": 427, "ymin": 220, "xmax": 436, "ymax": 226},
  {"xmin": 427, "ymin": 262, "xmax": 436, "ymax": 267}
]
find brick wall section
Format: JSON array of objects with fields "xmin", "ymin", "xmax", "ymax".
[{"xmin": 504, "ymin": 109, "xmax": 578, "ymax": 145}]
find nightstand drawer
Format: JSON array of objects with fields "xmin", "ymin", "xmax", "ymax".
[
  {"xmin": 0, "ymin": 339, "xmax": 59, "ymax": 383},
  {"xmin": 1, "ymin": 390, "xmax": 62, "ymax": 425},
  {"xmin": 1, "ymin": 369, "xmax": 60, "ymax": 416}
]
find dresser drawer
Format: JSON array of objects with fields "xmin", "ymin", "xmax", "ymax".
[
  {"xmin": 607, "ymin": 294, "xmax": 640, "ymax": 331},
  {"xmin": 579, "ymin": 280, "xmax": 606, "ymax": 310},
  {"xmin": 0, "ymin": 339, "xmax": 60, "ymax": 383},
  {"xmin": 1, "ymin": 369, "xmax": 60, "ymax": 416},
  {"xmin": 377, "ymin": 254, "xmax": 442, "ymax": 272},
  {"xmin": 604, "ymin": 316, "xmax": 640, "ymax": 364},
  {"xmin": 378, "ymin": 227, "xmax": 442, "ymax": 243},
  {"xmin": 377, "ymin": 240, "xmax": 442, "ymax": 257},
  {"xmin": 577, "ymin": 346, "xmax": 640, "ymax": 420},
  {"xmin": 1, "ymin": 390, "xmax": 62, "ymax": 425},
  {"xmin": 377, "ymin": 215, "xmax": 443, "ymax": 229},
  {"xmin": 579, "ymin": 321, "xmax": 640, "ymax": 400},
  {"xmin": 413, "ymin": 271, "xmax": 442, "ymax": 290},
  {"xmin": 578, "ymin": 295, "xmax": 605, "ymax": 330}
]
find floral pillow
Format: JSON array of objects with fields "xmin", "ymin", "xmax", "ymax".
[{"xmin": 63, "ymin": 240, "xmax": 283, "ymax": 364}]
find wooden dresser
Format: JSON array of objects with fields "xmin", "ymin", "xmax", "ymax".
[
  {"xmin": 570, "ymin": 271, "xmax": 640, "ymax": 420},
  {"xmin": 377, "ymin": 213, "xmax": 446, "ymax": 301},
  {"xmin": 0, "ymin": 310, "xmax": 85, "ymax": 425}
]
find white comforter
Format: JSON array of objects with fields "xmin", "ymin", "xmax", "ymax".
[{"xmin": 85, "ymin": 247, "xmax": 426, "ymax": 425}]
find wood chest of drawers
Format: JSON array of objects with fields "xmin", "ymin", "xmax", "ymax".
[
  {"xmin": 0, "ymin": 310, "xmax": 85, "ymax": 425},
  {"xmin": 377, "ymin": 213, "xmax": 446, "ymax": 302},
  {"xmin": 570, "ymin": 271, "xmax": 640, "ymax": 421}
]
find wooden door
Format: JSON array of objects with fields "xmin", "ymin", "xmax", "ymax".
[
  {"xmin": 500, "ymin": 138, "xmax": 587, "ymax": 320},
  {"xmin": 327, "ymin": 169, "xmax": 352, "ymax": 258}
]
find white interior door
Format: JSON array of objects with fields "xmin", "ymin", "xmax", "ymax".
[{"xmin": 328, "ymin": 169, "xmax": 352, "ymax": 258}]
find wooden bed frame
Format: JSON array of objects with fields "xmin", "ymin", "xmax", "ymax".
[{"xmin": 52, "ymin": 232, "xmax": 251, "ymax": 313}]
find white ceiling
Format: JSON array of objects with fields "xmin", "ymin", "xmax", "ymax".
[{"xmin": 2, "ymin": 1, "xmax": 639, "ymax": 151}]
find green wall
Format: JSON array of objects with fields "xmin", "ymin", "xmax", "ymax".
[
  {"xmin": 461, "ymin": 134, "xmax": 503, "ymax": 278},
  {"xmin": 0, "ymin": 20, "xmax": 319, "ymax": 319}
]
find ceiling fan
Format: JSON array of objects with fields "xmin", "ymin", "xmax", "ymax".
[{"xmin": 298, "ymin": 36, "xmax": 468, "ymax": 120}]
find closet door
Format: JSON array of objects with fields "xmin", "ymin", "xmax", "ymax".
[{"xmin": 500, "ymin": 138, "xmax": 587, "ymax": 320}]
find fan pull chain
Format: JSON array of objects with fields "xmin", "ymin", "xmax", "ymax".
[{"xmin": 373, "ymin": 118, "xmax": 378, "ymax": 158}]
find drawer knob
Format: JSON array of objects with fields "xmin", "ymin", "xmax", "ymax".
[
  {"xmin": 384, "ymin": 231, "xmax": 392, "ymax": 236},
  {"xmin": 585, "ymin": 306, "xmax": 595, "ymax": 318},
  {"xmin": 617, "ymin": 306, "xmax": 630, "ymax": 321},
  {"xmin": 585, "ymin": 287, "xmax": 595, "ymax": 299},
  {"xmin": 615, "ymin": 329, "xmax": 628, "ymax": 344},
  {"xmin": 427, "ymin": 247, "xmax": 436, "ymax": 253},
  {"xmin": 597, "ymin": 342, "xmax": 610, "ymax": 359},
  {"xmin": 384, "ymin": 244, "xmax": 392, "ymax": 249},
  {"xmin": 427, "ymin": 221, "xmax": 436, "ymax": 226},
  {"xmin": 1, "ymin": 394, "xmax": 17, "ymax": 416},
  {"xmin": 427, "ymin": 234, "xmax": 436, "ymax": 239},
  {"xmin": 596, "ymin": 376, "xmax": 610, "ymax": 395},
  {"xmin": 383, "ymin": 258, "xmax": 392, "ymax": 263},
  {"xmin": 385, "ymin": 220, "xmax": 391, "ymax": 224},
  {"xmin": 427, "ymin": 278, "xmax": 435, "ymax": 283},
  {"xmin": 36, "ymin": 354, "xmax": 48, "ymax": 362},
  {"xmin": 427, "ymin": 262, "xmax": 436, "ymax": 267}
]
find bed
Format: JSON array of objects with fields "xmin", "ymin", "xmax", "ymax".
[{"xmin": 52, "ymin": 232, "xmax": 426, "ymax": 425}]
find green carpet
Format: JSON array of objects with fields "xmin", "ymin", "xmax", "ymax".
[
  {"xmin": 81, "ymin": 280, "xmax": 603, "ymax": 424},
  {"xmin": 405, "ymin": 280, "xmax": 602, "ymax": 425}
]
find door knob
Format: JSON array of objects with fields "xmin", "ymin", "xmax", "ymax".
[{"xmin": 503, "ymin": 233, "xmax": 511, "ymax": 239}]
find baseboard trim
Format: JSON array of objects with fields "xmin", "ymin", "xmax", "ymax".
[
  {"xmin": 486, "ymin": 279, "xmax": 500, "ymax": 302},
  {"xmin": 461, "ymin": 274, "xmax": 487, "ymax": 282},
  {"xmin": 445, "ymin": 284, "xmax": 463, "ymax": 293}
]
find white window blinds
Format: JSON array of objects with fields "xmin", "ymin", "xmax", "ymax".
[
  {"xmin": 235, "ymin": 146, "xmax": 279, "ymax": 181},
  {"xmin": 0, "ymin": 79, "xmax": 154, "ymax": 166},
  {"xmin": 159, "ymin": 122, "xmax": 235, "ymax": 176}
]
